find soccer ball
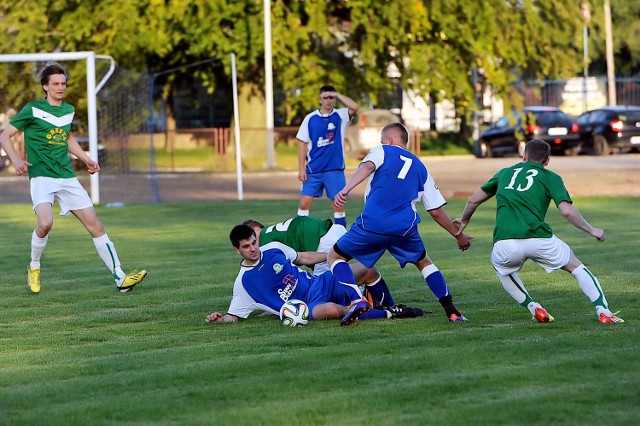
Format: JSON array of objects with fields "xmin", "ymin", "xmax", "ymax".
[{"xmin": 279, "ymin": 299, "xmax": 310, "ymax": 327}]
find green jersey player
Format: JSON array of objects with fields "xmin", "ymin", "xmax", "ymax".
[
  {"xmin": 0, "ymin": 62, "xmax": 147, "ymax": 294},
  {"xmin": 456, "ymin": 139, "xmax": 623, "ymax": 324}
]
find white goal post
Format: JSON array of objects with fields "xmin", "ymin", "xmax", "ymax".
[{"xmin": 0, "ymin": 51, "xmax": 115, "ymax": 204}]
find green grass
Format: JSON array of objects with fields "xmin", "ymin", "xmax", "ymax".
[{"xmin": 0, "ymin": 197, "xmax": 638, "ymax": 425}]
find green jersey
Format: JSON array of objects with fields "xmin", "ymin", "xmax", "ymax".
[
  {"xmin": 260, "ymin": 216, "xmax": 333, "ymax": 252},
  {"xmin": 481, "ymin": 161, "xmax": 572, "ymax": 243},
  {"xmin": 10, "ymin": 98, "xmax": 76, "ymax": 179}
]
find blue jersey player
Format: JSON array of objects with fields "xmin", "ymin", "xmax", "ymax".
[
  {"xmin": 205, "ymin": 225, "xmax": 420, "ymax": 326},
  {"xmin": 296, "ymin": 85, "xmax": 359, "ymax": 227},
  {"xmin": 328, "ymin": 122, "xmax": 473, "ymax": 323}
]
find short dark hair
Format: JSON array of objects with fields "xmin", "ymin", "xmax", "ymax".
[
  {"xmin": 229, "ymin": 224, "xmax": 256, "ymax": 248},
  {"xmin": 525, "ymin": 139, "xmax": 551, "ymax": 163},
  {"xmin": 382, "ymin": 122, "xmax": 409, "ymax": 146},
  {"xmin": 319, "ymin": 85, "xmax": 336, "ymax": 93},
  {"xmin": 40, "ymin": 62, "xmax": 68, "ymax": 87},
  {"xmin": 242, "ymin": 219, "xmax": 265, "ymax": 230}
]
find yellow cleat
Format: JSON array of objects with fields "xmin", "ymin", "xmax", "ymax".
[
  {"xmin": 28, "ymin": 267, "xmax": 41, "ymax": 294},
  {"xmin": 118, "ymin": 270, "xmax": 148, "ymax": 293}
]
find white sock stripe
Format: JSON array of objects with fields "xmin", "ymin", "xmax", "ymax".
[{"xmin": 421, "ymin": 263, "xmax": 439, "ymax": 278}]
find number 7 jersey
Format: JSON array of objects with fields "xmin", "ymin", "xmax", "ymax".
[{"xmin": 355, "ymin": 144, "xmax": 446, "ymax": 236}]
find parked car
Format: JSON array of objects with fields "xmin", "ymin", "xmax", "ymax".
[
  {"xmin": 69, "ymin": 136, "xmax": 107, "ymax": 170},
  {"xmin": 343, "ymin": 109, "xmax": 401, "ymax": 159},
  {"xmin": 575, "ymin": 106, "xmax": 640, "ymax": 155},
  {"xmin": 474, "ymin": 106, "xmax": 581, "ymax": 158}
]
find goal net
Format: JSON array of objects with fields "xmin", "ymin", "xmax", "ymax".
[{"xmin": 0, "ymin": 53, "xmax": 240, "ymax": 204}]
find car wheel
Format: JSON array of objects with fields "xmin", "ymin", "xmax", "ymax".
[
  {"xmin": 473, "ymin": 140, "xmax": 492, "ymax": 158},
  {"xmin": 564, "ymin": 146, "xmax": 580, "ymax": 156},
  {"xmin": 516, "ymin": 140, "xmax": 526, "ymax": 157},
  {"xmin": 593, "ymin": 135, "xmax": 610, "ymax": 156}
]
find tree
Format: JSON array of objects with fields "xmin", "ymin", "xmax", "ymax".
[{"xmin": 2, "ymin": 0, "xmax": 635, "ymax": 140}]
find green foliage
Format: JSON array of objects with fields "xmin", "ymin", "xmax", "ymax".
[
  {"xmin": 0, "ymin": 197, "xmax": 638, "ymax": 424},
  {"xmin": 1, "ymin": 0, "xmax": 638, "ymax": 133}
]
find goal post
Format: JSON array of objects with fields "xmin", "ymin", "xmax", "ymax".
[{"xmin": 0, "ymin": 51, "xmax": 115, "ymax": 204}]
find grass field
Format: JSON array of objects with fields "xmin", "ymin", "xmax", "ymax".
[{"xmin": 0, "ymin": 197, "xmax": 638, "ymax": 425}]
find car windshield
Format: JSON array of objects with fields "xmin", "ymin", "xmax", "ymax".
[
  {"xmin": 532, "ymin": 111, "xmax": 570, "ymax": 126},
  {"xmin": 620, "ymin": 110, "xmax": 640, "ymax": 121}
]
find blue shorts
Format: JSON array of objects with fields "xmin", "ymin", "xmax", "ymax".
[
  {"xmin": 305, "ymin": 271, "xmax": 351, "ymax": 320},
  {"xmin": 336, "ymin": 224, "xmax": 426, "ymax": 269},
  {"xmin": 301, "ymin": 170, "xmax": 346, "ymax": 200}
]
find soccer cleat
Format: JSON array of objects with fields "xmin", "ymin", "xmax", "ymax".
[
  {"xmin": 117, "ymin": 270, "xmax": 148, "ymax": 293},
  {"xmin": 533, "ymin": 307, "xmax": 555, "ymax": 323},
  {"xmin": 340, "ymin": 299, "xmax": 371, "ymax": 327},
  {"xmin": 448, "ymin": 313, "xmax": 468, "ymax": 322},
  {"xmin": 387, "ymin": 304, "xmax": 424, "ymax": 319},
  {"xmin": 598, "ymin": 312, "xmax": 625, "ymax": 324},
  {"xmin": 27, "ymin": 267, "xmax": 41, "ymax": 294},
  {"xmin": 363, "ymin": 287, "xmax": 383, "ymax": 309}
]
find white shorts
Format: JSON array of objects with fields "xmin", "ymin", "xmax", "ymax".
[
  {"xmin": 491, "ymin": 236, "xmax": 571, "ymax": 275},
  {"xmin": 313, "ymin": 224, "xmax": 347, "ymax": 275},
  {"xmin": 30, "ymin": 176, "xmax": 93, "ymax": 216}
]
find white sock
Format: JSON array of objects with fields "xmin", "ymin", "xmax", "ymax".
[
  {"xmin": 30, "ymin": 230, "xmax": 48, "ymax": 270},
  {"xmin": 496, "ymin": 272, "xmax": 529, "ymax": 305},
  {"xmin": 92, "ymin": 234, "xmax": 125, "ymax": 284},
  {"xmin": 572, "ymin": 264, "xmax": 609, "ymax": 315},
  {"xmin": 297, "ymin": 209, "xmax": 309, "ymax": 216}
]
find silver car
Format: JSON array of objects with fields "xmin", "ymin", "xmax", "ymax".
[{"xmin": 344, "ymin": 109, "xmax": 401, "ymax": 159}]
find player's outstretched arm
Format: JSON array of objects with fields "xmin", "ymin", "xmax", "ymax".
[
  {"xmin": 295, "ymin": 251, "xmax": 327, "ymax": 266},
  {"xmin": 334, "ymin": 161, "xmax": 375, "ymax": 208},
  {"xmin": 429, "ymin": 207, "xmax": 473, "ymax": 251},
  {"xmin": 205, "ymin": 312, "xmax": 239, "ymax": 323},
  {"xmin": 558, "ymin": 201, "xmax": 605, "ymax": 242},
  {"xmin": 455, "ymin": 188, "xmax": 492, "ymax": 235}
]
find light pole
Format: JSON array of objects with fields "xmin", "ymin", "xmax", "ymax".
[
  {"xmin": 264, "ymin": 0, "xmax": 276, "ymax": 168},
  {"xmin": 581, "ymin": 2, "xmax": 590, "ymax": 113}
]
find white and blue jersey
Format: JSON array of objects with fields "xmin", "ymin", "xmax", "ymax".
[
  {"xmin": 227, "ymin": 242, "xmax": 313, "ymax": 319},
  {"xmin": 296, "ymin": 107, "xmax": 351, "ymax": 173},
  {"xmin": 336, "ymin": 144, "xmax": 447, "ymax": 268},
  {"xmin": 226, "ymin": 242, "xmax": 351, "ymax": 320},
  {"xmin": 356, "ymin": 145, "xmax": 446, "ymax": 236}
]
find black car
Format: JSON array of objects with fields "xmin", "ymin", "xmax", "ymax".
[
  {"xmin": 575, "ymin": 106, "xmax": 640, "ymax": 155},
  {"xmin": 474, "ymin": 106, "xmax": 581, "ymax": 158}
]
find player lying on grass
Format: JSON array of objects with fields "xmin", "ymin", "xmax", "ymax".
[
  {"xmin": 455, "ymin": 138, "xmax": 624, "ymax": 324},
  {"xmin": 242, "ymin": 216, "xmax": 421, "ymax": 313},
  {"xmin": 205, "ymin": 224, "xmax": 422, "ymax": 326}
]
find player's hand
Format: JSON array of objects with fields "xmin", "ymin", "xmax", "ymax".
[
  {"xmin": 333, "ymin": 191, "xmax": 348, "ymax": 208},
  {"xmin": 85, "ymin": 159, "xmax": 100, "ymax": 174},
  {"xmin": 455, "ymin": 232, "xmax": 473, "ymax": 251},
  {"xmin": 453, "ymin": 218, "xmax": 468, "ymax": 236},
  {"xmin": 205, "ymin": 312, "xmax": 225, "ymax": 323},
  {"xmin": 13, "ymin": 159, "xmax": 31, "ymax": 176},
  {"xmin": 298, "ymin": 170, "xmax": 307, "ymax": 183},
  {"xmin": 592, "ymin": 227, "xmax": 605, "ymax": 242}
]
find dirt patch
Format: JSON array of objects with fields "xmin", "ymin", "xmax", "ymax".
[{"xmin": 1, "ymin": 154, "xmax": 638, "ymax": 204}]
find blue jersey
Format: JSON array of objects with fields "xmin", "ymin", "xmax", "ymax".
[
  {"xmin": 355, "ymin": 145, "xmax": 446, "ymax": 236},
  {"xmin": 227, "ymin": 242, "xmax": 314, "ymax": 318},
  {"xmin": 296, "ymin": 107, "xmax": 351, "ymax": 173}
]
